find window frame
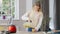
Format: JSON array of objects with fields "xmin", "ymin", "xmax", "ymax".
[{"xmin": 0, "ymin": 0, "xmax": 19, "ymax": 20}]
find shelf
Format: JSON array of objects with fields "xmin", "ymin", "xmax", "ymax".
[{"xmin": 0, "ymin": 16, "xmax": 11, "ymax": 20}]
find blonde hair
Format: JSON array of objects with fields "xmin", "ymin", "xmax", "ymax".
[
  {"xmin": 33, "ymin": 1, "xmax": 42, "ymax": 12},
  {"xmin": 33, "ymin": 1, "xmax": 41, "ymax": 9}
]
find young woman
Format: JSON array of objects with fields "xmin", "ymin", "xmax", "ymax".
[{"xmin": 21, "ymin": 1, "xmax": 43, "ymax": 32}]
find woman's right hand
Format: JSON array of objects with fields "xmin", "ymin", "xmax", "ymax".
[{"xmin": 26, "ymin": 20, "xmax": 32, "ymax": 23}]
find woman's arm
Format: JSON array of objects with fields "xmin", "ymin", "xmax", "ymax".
[
  {"xmin": 21, "ymin": 11, "xmax": 30, "ymax": 21},
  {"xmin": 35, "ymin": 13, "xmax": 43, "ymax": 31}
]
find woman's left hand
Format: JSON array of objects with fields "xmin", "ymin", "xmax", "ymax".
[{"xmin": 32, "ymin": 28, "xmax": 37, "ymax": 32}]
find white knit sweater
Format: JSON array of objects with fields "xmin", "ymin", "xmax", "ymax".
[{"xmin": 21, "ymin": 10, "xmax": 43, "ymax": 31}]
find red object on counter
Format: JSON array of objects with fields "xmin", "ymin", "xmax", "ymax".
[{"xmin": 8, "ymin": 25, "xmax": 16, "ymax": 33}]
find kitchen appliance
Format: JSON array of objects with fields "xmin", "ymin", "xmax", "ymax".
[{"xmin": 8, "ymin": 16, "xmax": 16, "ymax": 33}]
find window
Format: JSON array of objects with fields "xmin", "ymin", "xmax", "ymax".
[{"xmin": 0, "ymin": 0, "xmax": 19, "ymax": 20}]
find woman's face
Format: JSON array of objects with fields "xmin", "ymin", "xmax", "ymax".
[{"xmin": 33, "ymin": 5, "xmax": 40, "ymax": 11}]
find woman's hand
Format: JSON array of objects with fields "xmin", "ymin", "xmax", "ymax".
[
  {"xmin": 26, "ymin": 20, "xmax": 32, "ymax": 22},
  {"xmin": 32, "ymin": 28, "xmax": 37, "ymax": 32}
]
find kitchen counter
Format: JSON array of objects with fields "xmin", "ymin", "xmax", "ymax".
[{"xmin": 10, "ymin": 31, "xmax": 51, "ymax": 34}]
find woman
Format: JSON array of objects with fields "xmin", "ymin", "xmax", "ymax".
[{"xmin": 21, "ymin": 1, "xmax": 43, "ymax": 32}]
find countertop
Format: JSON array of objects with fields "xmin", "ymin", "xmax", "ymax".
[{"xmin": 10, "ymin": 31, "xmax": 51, "ymax": 34}]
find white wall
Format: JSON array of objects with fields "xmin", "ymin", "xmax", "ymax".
[{"xmin": 26, "ymin": 0, "xmax": 32, "ymax": 11}]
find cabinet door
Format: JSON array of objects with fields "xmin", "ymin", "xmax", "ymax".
[{"xmin": 56, "ymin": 0, "xmax": 60, "ymax": 30}]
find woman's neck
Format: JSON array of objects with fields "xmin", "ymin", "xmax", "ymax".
[{"xmin": 33, "ymin": 9, "xmax": 39, "ymax": 12}]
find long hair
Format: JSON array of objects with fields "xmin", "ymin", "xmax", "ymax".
[{"xmin": 33, "ymin": 1, "xmax": 42, "ymax": 12}]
